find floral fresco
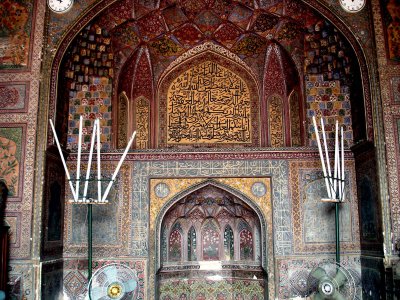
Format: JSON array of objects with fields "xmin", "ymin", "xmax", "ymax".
[
  {"xmin": 0, "ymin": 0, "xmax": 33, "ymax": 69},
  {"xmin": 0, "ymin": 127, "xmax": 22, "ymax": 197}
]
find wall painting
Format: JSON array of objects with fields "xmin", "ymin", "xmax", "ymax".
[
  {"xmin": 0, "ymin": 0, "xmax": 34, "ymax": 69},
  {"xmin": 0, "ymin": 125, "xmax": 24, "ymax": 198}
]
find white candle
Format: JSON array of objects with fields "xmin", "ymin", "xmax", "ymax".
[
  {"xmin": 102, "ymin": 131, "xmax": 137, "ymax": 202},
  {"xmin": 333, "ymin": 121, "xmax": 339, "ymax": 198},
  {"xmin": 341, "ymin": 126, "xmax": 345, "ymax": 201},
  {"xmin": 312, "ymin": 116, "xmax": 331, "ymax": 198},
  {"xmin": 321, "ymin": 118, "xmax": 333, "ymax": 198},
  {"xmin": 76, "ymin": 116, "xmax": 83, "ymax": 201},
  {"xmin": 83, "ymin": 121, "xmax": 97, "ymax": 202},
  {"xmin": 49, "ymin": 119, "xmax": 77, "ymax": 201},
  {"xmin": 96, "ymin": 119, "xmax": 102, "ymax": 202}
]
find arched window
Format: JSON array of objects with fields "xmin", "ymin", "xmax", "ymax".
[
  {"xmin": 187, "ymin": 226, "xmax": 197, "ymax": 261},
  {"xmin": 223, "ymin": 225, "xmax": 234, "ymax": 260},
  {"xmin": 160, "ymin": 185, "xmax": 261, "ymax": 265},
  {"xmin": 169, "ymin": 222, "xmax": 183, "ymax": 262},
  {"xmin": 202, "ymin": 219, "xmax": 220, "ymax": 261}
]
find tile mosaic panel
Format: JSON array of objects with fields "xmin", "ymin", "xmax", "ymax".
[
  {"xmin": 64, "ymin": 22, "xmax": 114, "ymax": 150},
  {"xmin": 0, "ymin": 0, "xmax": 34, "ymax": 70},
  {"xmin": 290, "ymin": 160, "xmax": 360, "ymax": 254},
  {"xmin": 64, "ymin": 163, "xmax": 131, "ymax": 257},
  {"xmin": 158, "ymin": 273, "xmax": 265, "ymax": 300},
  {"xmin": 306, "ymin": 75, "xmax": 353, "ymax": 147},
  {"xmin": 67, "ymin": 77, "xmax": 113, "ymax": 151},
  {"xmin": 0, "ymin": 82, "xmax": 28, "ymax": 112},
  {"xmin": 63, "ymin": 259, "xmax": 147, "ymax": 300},
  {"xmin": 0, "ymin": 124, "xmax": 25, "ymax": 199}
]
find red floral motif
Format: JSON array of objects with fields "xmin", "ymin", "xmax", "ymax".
[
  {"xmin": 227, "ymin": 4, "xmax": 253, "ymax": 29},
  {"xmin": 162, "ymin": 5, "xmax": 188, "ymax": 30},
  {"xmin": 173, "ymin": 24, "xmax": 204, "ymax": 47},
  {"xmin": 214, "ymin": 23, "xmax": 242, "ymax": 48},
  {"xmin": 0, "ymin": 86, "xmax": 19, "ymax": 108},
  {"xmin": 194, "ymin": 10, "xmax": 222, "ymax": 34},
  {"xmin": 132, "ymin": 51, "xmax": 153, "ymax": 100},
  {"xmin": 136, "ymin": 13, "xmax": 166, "ymax": 40}
]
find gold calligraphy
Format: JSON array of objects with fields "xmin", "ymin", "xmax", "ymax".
[
  {"xmin": 117, "ymin": 92, "xmax": 128, "ymax": 149},
  {"xmin": 167, "ymin": 61, "xmax": 251, "ymax": 144},
  {"xmin": 269, "ymin": 95, "xmax": 284, "ymax": 147},
  {"xmin": 135, "ymin": 97, "xmax": 150, "ymax": 149}
]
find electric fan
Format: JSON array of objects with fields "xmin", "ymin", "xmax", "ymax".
[
  {"xmin": 307, "ymin": 262, "xmax": 356, "ymax": 300},
  {"xmin": 88, "ymin": 263, "xmax": 138, "ymax": 300}
]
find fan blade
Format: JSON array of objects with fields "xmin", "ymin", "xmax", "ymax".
[
  {"xmin": 331, "ymin": 290, "xmax": 346, "ymax": 300},
  {"xmin": 106, "ymin": 265, "xmax": 119, "ymax": 283},
  {"xmin": 333, "ymin": 268, "xmax": 347, "ymax": 287},
  {"xmin": 90, "ymin": 286, "xmax": 105, "ymax": 300},
  {"xmin": 311, "ymin": 267, "xmax": 327, "ymax": 281},
  {"xmin": 123, "ymin": 278, "xmax": 137, "ymax": 292},
  {"xmin": 312, "ymin": 292, "xmax": 325, "ymax": 300}
]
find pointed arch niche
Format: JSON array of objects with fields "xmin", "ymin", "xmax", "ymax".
[
  {"xmin": 157, "ymin": 43, "xmax": 260, "ymax": 148},
  {"xmin": 151, "ymin": 178, "xmax": 273, "ymax": 299}
]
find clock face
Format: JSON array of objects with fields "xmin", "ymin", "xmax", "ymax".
[
  {"xmin": 48, "ymin": 0, "xmax": 73, "ymax": 13},
  {"xmin": 339, "ymin": 0, "xmax": 365, "ymax": 13}
]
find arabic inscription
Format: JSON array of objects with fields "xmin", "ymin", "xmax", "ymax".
[{"xmin": 167, "ymin": 61, "xmax": 251, "ymax": 144}]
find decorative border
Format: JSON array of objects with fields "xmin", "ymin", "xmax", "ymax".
[
  {"xmin": 0, "ymin": 82, "xmax": 29, "ymax": 113},
  {"xmin": 4, "ymin": 212, "xmax": 21, "ymax": 248}
]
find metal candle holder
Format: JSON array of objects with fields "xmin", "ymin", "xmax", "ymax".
[
  {"xmin": 49, "ymin": 116, "xmax": 136, "ymax": 298},
  {"xmin": 313, "ymin": 116, "xmax": 346, "ymax": 264}
]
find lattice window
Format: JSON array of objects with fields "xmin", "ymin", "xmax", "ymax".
[
  {"xmin": 238, "ymin": 220, "xmax": 253, "ymax": 260},
  {"xmin": 187, "ymin": 226, "xmax": 197, "ymax": 261},
  {"xmin": 223, "ymin": 225, "xmax": 234, "ymax": 260},
  {"xmin": 169, "ymin": 222, "xmax": 183, "ymax": 262}
]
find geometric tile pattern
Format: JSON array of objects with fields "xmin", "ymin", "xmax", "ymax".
[
  {"xmin": 306, "ymin": 75, "xmax": 353, "ymax": 148},
  {"xmin": 63, "ymin": 259, "xmax": 146, "ymax": 300}
]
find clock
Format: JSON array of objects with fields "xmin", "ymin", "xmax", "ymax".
[
  {"xmin": 48, "ymin": 0, "xmax": 73, "ymax": 13},
  {"xmin": 339, "ymin": 0, "xmax": 365, "ymax": 13}
]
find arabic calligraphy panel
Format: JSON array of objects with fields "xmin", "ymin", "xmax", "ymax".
[
  {"xmin": 167, "ymin": 61, "xmax": 252, "ymax": 144},
  {"xmin": 135, "ymin": 97, "xmax": 150, "ymax": 149}
]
